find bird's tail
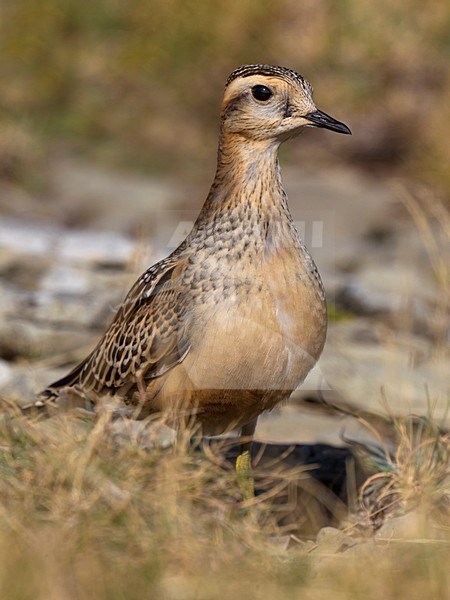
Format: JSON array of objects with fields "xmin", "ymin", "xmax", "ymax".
[
  {"xmin": 41, "ymin": 359, "xmax": 87, "ymax": 399},
  {"xmin": 21, "ymin": 359, "xmax": 88, "ymax": 414}
]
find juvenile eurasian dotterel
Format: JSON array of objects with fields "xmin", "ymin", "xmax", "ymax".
[{"xmin": 39, "ymin": 64, "xmax": 351, "ymax": 493}]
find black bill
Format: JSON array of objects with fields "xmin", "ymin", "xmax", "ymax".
[{"xmin": 304, "ymin": 109, "xmax": 351, "ymax": 135}]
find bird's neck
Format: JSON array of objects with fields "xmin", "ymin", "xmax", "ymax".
[
  {"xmin": 215, "ymin": 132, "xmax": 282, "ymax": 186},
  {"xmin": 196, "ymin": 132, "xmax": 291, "ymax": 226}
]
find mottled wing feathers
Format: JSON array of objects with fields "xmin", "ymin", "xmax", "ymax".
[{"xmin": 44, "ymin": 254, "xmax": 191, "ymax": 396}]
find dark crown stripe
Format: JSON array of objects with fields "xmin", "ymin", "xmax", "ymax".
[{"xmin": 225, "ymin": 64, "xmax": 308, "ymax": 90}]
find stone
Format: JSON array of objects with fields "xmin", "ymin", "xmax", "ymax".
[
  {"xmin": 315, "ymin": 526, "xmax": 356, "ymax": 553},
  {"xmin": 335, "ymin": 264, "xmax": 439, "ymax": 321},
  {"xmin": 0, "ymin": 360, "xmax": 13, "ymax": 388},
  {"xmin": 0, "ymin": 318, "xmax": 95, "ymax": 361},
  {"xmin": 375, "ymin": 511, "xmax": 443, "ymax": 541},
  {"xmin": 321, "ymin": 319, "xmax": 449, "ymax": 426}
]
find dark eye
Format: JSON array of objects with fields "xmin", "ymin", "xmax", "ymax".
[{"xmin": 251, "ymin": 85, "xmax": 273, "ymax": 102}]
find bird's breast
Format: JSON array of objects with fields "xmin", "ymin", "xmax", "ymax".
[{"xmin": 184, "ymin": 241, "xmax": 327, "ymax": 392}]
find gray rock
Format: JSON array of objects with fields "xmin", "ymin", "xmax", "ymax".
[
  {"xmin": 375, "ymin": 511, "xmax": 444, "ymax": 541},
  {"xmin": 336, "ymin": 264, "xmax": 439, "ymax": 320},
  {"xmin": 0, "ymin": 219, "xmax": 54, "ymax": 256},
  {"xmin": 321, "ymin": 320, "xmax": 449, "ymax": 426},
  {"xmin": 58, "ymin": 230, "xmax": 138, "ymax": 266},
  {"xmin": 0, "ymin": 359, "xmax": 13, "ymax": 388},
  {"xmin": 0, "ymin": 218, "xmax": 156, "ymax": 268},
  {"xmin": 315, "ymin": 526, "xmax": 356, "ymax": 553},
  {"xmin": 34, "ymin": 267, "xmax": 128, "ymax": 329},
  {"xmin": 342, "ymin": 540, "xmax": 377, "ymax": 555},
  {"xmin": 0, "ymin": 318, "xmax": 95, "ymax": 360}
]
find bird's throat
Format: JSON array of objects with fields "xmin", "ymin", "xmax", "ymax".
[{"xmin": 198, "ymin": 133, "xmax": 291, "ymax": 226}]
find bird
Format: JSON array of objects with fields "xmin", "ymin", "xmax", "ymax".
[{"xmin": 36, "ymin": 64, "xmax": 351, "ymax": 497}]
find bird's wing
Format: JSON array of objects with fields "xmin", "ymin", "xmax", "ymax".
[{"xmin": 45, "ymin": 252, "xmax": 192, "ymax": 396}]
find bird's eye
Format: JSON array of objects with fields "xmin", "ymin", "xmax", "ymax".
[{"xmin": 251, "ymin": 85, "xmax": 273, "ymax": 102}]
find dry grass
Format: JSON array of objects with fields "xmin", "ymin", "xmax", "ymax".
[
  {"xmin": 0, "ymin": 403, "xmax": 448, "ymax": 599},
  {"xmin": 395, "ymin": 182, "xmax": 450, "ymax": 340},
  {"xmin": 357, "ymin": 413, "xmax": 449, "ymax": 526}
]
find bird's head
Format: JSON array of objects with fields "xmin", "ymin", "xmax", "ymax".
[{"xmin": 221, "ymin": 64, "xmax": 351, "ymax": 142}]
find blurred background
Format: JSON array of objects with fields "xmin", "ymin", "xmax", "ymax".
[
  {"xmin": 0, "ymin": 0, "xmax": 448, "ymax": 440},
  {"xmin": 1, "ymin": 0, "xmax": 449, "ymax": 194}
]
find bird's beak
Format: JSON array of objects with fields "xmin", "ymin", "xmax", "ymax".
[{"xmin": 303, "ymin": 109, "xmax": 351, "ymax": 135}]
